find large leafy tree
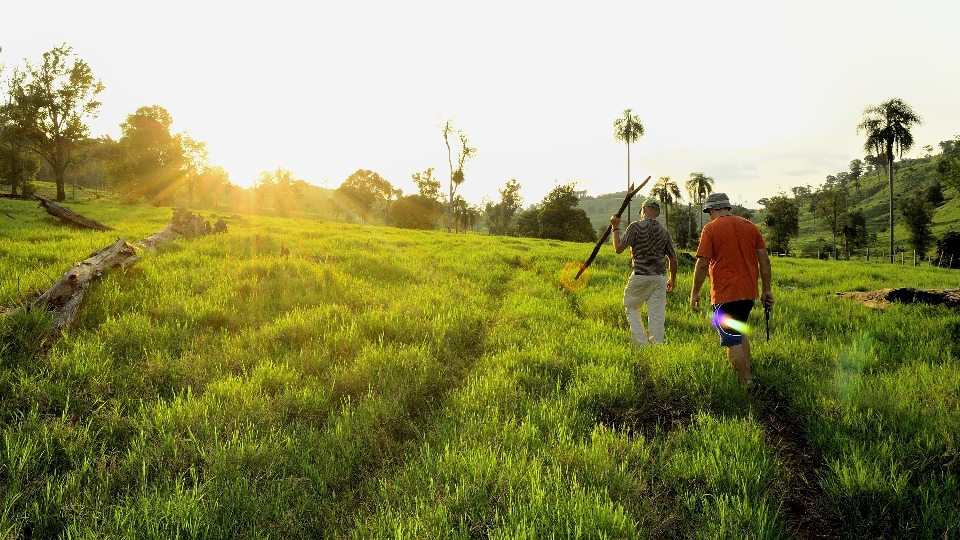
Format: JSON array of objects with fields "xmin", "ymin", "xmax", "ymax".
[
  {"xmin": 336, "ymin": 169, "xmax": 394, "ymax": 223},
  {"xmin": 108, "ymin": 105, "xmax": 185, "ymax": 205},
  {"xmin": 613, "ymin": 109, "xmax": 644, "ymax": 222},
  {"xmin": 537, "ymin": 183, "xmax": 597, "ymax": 243},
  {"xmin": 7, "ymin": 44, "xmax": 104, "ymax": 201},
  {"xmin": 685, "ymin": 172, "xmax": 714, "ymax": 231},
  {"xmin": 440, "ymin": 117, "xmax": 476, "ymax": 232},
  {"xmin": 650, "ymin": 175, "xmax": 682, "ymax": 228},
  {"xmin": 857, "ymin": 98, "xmax": 923, "ymax": 263},
  {"xmin": 762, "ymin": 193, "xmax": 800, "ymax": 254}
]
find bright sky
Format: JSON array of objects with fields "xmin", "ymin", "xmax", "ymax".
[{"xmin": 3, "ymin": 0, "xmax": 958, "ymax": 208}]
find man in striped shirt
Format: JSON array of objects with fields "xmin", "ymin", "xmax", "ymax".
[{"xmin": 610, "ymin": 198, "xmax": 679, "ymax": 347}]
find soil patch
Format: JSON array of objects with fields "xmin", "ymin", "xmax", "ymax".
[
  {"xmin": 753, "ymin": 384, "xmax": 841, "ymax": 539},
  {"xmin": 836, "ymin": 287, "xmax": 960, "ymax": 310}
]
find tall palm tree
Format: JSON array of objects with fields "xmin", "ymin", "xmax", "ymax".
[
  {"xmin": 650, "ymin": 175, "xmax": 682, "ymax": 228},
  {"xmin": 685, "ymin": 172, "xmax": 714, "ymax": 231},
  {"xmin": 613, "ymin": 109, "xmax": 644, "ymax": 222},
  {"xmin": 857, "ymin": 98, "xmax": 922, "ymax": 263}
]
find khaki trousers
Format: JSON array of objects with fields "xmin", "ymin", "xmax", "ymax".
[{"xmin": 622, "ymin": 274, "xmax": 667, "ymax": 346}]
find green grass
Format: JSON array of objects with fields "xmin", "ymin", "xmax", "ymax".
[{"xmin": 1, "ymin": 194, "xmax": 959, "ymax": 538}]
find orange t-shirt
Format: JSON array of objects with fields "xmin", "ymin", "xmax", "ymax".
[{"xmin": 695, "ymin": 215, "xmax": 767, "ymax": 304}]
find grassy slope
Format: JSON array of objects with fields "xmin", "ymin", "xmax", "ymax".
[{"xmin": 1, "ymin": 194, "xmax": 959, "ymax": 538}]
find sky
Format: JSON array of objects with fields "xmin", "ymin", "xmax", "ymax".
[{"xmin": 2, "ymin": 0, "xmax": 958, "ymax": 209}]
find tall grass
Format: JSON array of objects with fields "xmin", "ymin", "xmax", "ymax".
[{"xmin": 1, "ymin": 195, "xmax": 958, "ymax": 538}]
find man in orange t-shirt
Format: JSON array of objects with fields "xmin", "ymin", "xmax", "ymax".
[{"xmin": 689, "ymin": 192, "xmax": 773, "ymax": 388}]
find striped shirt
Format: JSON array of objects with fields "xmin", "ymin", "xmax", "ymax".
[{"xmin": 621, "ymin": 218, "xmax": 677, "ymax": 275}]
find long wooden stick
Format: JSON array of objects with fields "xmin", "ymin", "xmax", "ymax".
[{"xmin": 575, "ymin": 175, "xmax": 651, "ymax": 279}]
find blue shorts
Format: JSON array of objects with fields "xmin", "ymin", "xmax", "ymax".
[{"xmin": 711, "ymin": 299, "xmax": 755, "ymax": 347}]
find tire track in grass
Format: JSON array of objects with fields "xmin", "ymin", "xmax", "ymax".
[{"xmin": 751, "ymin": 384, "xmax": 842, "ymax": 539}]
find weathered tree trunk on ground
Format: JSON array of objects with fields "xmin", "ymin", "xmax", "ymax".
[
  {"xmin": 31, "ymin": 238, "xmax": 138, "ymax": 334},
  {"xmin": 23, "ymin": 208, "xmax": 225, "ymax": 338},
  {"xmin": 34, "ymin": 194, "xmax": 115, "ymax": 231}
]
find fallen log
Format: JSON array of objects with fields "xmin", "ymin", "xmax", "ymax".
[
  {"xmin": 34, "ymin": 194, "xmax": 115, "ymax": 231},
  {"xmin": 20, "ymin": 208, "xmax": 224, "ymax": 337},
  {"xmin": 30, "ymin": 237, "xmax": 138, "ymax": 334}
]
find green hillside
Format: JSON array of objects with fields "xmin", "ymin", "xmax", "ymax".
[{"xmin": 753, "ymin": 152, "xmax": 960, "ymax": 259}]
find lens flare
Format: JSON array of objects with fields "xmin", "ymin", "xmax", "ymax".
[
  {"xmin": 711, "ymin": 309, "xmax": 750, "ymax": 334},
  {"xmin": 561, "ymin": 261, "xmax": 589, "ymax": 291}
]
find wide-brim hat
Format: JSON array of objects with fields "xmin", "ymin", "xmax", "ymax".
[{"xmin": 702, "ymin": 192, "xmax": 732, "ymax": 213}]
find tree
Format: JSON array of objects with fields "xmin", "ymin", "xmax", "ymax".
[
  {"xmin": 815, "ymin": 184, "xmax": 847, "ymax": 258},
  {"xmin": 393, "ymin": 167, "xmax": 443, "ymax": 230},
  {"xmin": 440, "ymin": 117, "xmax": 476, "ymax": 232},
  {"xmin": 179, "ymin": 133, "xmax": 208, "ymax": 208},
  {"xmin": 6, "ymin": 44, "xmax": 104, "ymax": 201},
  {"xmin": 336, "ymin": 169, "xmax": 393, "ymax": 223},
  {"xmin": 857, "ymin": 98, "xmax": 923, "ymax": 263},
  {"xmin": 392, "ymin": 195, "xmax": 439, "ymax": 230},
  {"xmin": 927, "ymin": 180, "xmax": 945, "ymax": 207},
  {"xmin": 411, "ymin": 167, "xmax": 441, "ymax": 201},
  {"xmin": 936, "ymin": 153, "xmax": 960, "ymax": 193},
  {"xmin": 613, "ymin": 109, "xmax": 644, "ymax": 222},
  {"xmin": 107, "ymin": 105, "xmax": 185, "ymax": 205},
  {"xmin": 194, "ymin": 165, "xmax": 230, "ymax": 210},
  {"xmin": 537, "ymin": 183, "xmax": 597, "ymax": 243},
  {"xmin": 514, "ymin": 206, "xmax": 541, "ymax": 238},
  {"xmin": 486, "ymin": 178, "xmax": 523, "ymax": 235},
  {"xmin": 0, "ymin": 124, "xmax": 40, "ymax": 196},
  {"xmin": 256, "ymin": 167, "xmax": 304, "ymax": 216},
  {"xmin": 899, "ymin": 192, "xmax": 934, "ymax": 258},
  {"xmin": 762, "ymin": 193, "xmax": 800, "ymax": 254},
  {"xmin": 685, "ymin": 172, "xmax": 714, "ymax": 231},
  {"xmin": 668, "ymin": 204, "xmax": 699, "ymax": 250},
  {"xmin": 840, "ymin": 210, "xmax": 868, "ymax": 259},
  {"xmin": 936, "ymin": 232, "xmax": 960, "ymax": 269},
  {"xmin": 650, "ymin": 175, "xmax": 682, "ymax": 229},
  {"xmin": 849, "ymin": 158, "xmax": 863, "ymax": 193}
]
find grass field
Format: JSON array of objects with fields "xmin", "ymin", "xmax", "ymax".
[{"xmin": 1, "ymin": 194, "xmax": 959, "ymax": 539}]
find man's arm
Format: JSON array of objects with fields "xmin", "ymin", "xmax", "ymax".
[
  {"xmin": 757, "ymin": 248, "xmax": 773, "ymax": 308},
  {"xmin": 610, "ymin": 216, "xmax": 628, "ymax": 254},
  {"xmin": 689, "ymin": 256, "xmax": 710, "ymax": 311}
]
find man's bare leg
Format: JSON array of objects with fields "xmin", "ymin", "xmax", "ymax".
[{"xmin": 726, "ymin": 335, "xmax": 753, "ymax": 385}]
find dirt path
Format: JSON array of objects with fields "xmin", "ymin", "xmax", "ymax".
[{"xmin": 752, "ymin": 384, "xmax": 842, "ymax": 539}]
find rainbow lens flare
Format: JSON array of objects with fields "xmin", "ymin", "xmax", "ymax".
[{"xmin": 711, "ymin": 309, "xmax": 750, "ymax": 334}]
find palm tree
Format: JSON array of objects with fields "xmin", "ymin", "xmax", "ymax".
[
  {"xmin": 650, "ymin": 175, "xmax": 682, "ymax": 228},
  {"xmin": 857, "ymin": 98, "xmax": 922, "ymax": 263},
  {"xmin": 685, "ymin": 172, "xmax": 714, "ymax": 231},
  {"xmin": 613, "ymin": 109, "xmax": 644, "ymax": 222}
]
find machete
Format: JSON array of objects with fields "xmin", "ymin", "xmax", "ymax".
[
  {"xmin": 765, "ymin": 304, "xmax": 771, "ymax": 342},
  {"xmin": 574, "ymin": 175, "xmax": 651, "ymax": 279}
]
